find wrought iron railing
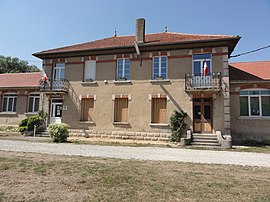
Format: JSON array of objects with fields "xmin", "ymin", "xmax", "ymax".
[
  {"xmin": 39, "ymin": 79, "xmax": 70, "ymax": 93},
  {"xmin": 185, "ymin": 72, "xmax": 222, "ymax": 91}
]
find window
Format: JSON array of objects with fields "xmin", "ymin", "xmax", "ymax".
[
  {"xmin": 2, "ymin": 94, "xmax": 17, "ymax": 112},
  {"xmin": 114, "ymin": 98, "xmax": 128, "ymax": 122},
  {"xmin": 84, "ymin": 61, "xmax": 96, "ymax": 82},
  {"xmin": 153, "ymin": 56, "xmax": 167, "ymax": 79},
  {"xmin": 192, "ymin": 54, "xmax": 211, "ymax": 75},
  {"xmin": 240, "ymin": 89, "xmax": 270, "ymax": 117},
  {"xmin": 28, "ymin": 94, "xmax": 40, "ymax": 113},
  {"xmin": 54, "ymin": 63, "xmax": 65, "ymax": 80},
  {"xmin": 151, "ymin": 98, "xmax": 167, "ymax": 123},
  {"xmin": 117, "ymin": 59, "xmax": 130, "ymax": 80},
  {"xmin": 81, "ymin": 98, "xmax": 94, "ymax": 122}
]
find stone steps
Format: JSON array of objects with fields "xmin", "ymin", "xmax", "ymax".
[{"xmin": 190, "ymin": 133, "xmax": 221, "ymax": 147}]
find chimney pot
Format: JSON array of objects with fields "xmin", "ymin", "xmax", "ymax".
[{"xmin": 135, "ymin": 18, "xmax": 145, "ymax": 43}]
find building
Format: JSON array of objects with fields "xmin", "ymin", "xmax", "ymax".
[
  {"xmin": 32, "ymin": 18, "xmax": 240, "ymax": 144},
  {"xmin": 230, "ymin": 61, "xmax": 270, "ymax": 144},
  {"xmin": 0, "ymin": 72, "xmax": 42, "ymax": 125}
]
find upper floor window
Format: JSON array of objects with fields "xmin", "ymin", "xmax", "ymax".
[
  {"xmin": 2, "ymin": 94, "xmax": 17, "ymax": 112},
  {"xmin": 192, "ymin": 54, "xmax": 211, "ymax": 76},
  {"xmin": 240, "ymin": 89, "xmax": 270, "ymax": 117},
  {"xmin": 54, "ymin": 63, "xmax": 65, "ymax": 81},
  {"xmin": 117, "ymin": 59, "xmax": 130, "ymax": 80},
  {"xmin": 153, "ymin": 56, "xmax": 167, "ymax": 80},
  {"xmin": 28, "ymin": 94, "xmax": 40, "ymax": 113},
  {"xmin": 84, "ymin": 61, "xmax": 96, "ymax": 82}
]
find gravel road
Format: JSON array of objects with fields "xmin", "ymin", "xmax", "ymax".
[{"xmin": 0, "ymin": 139, "xmax": 269, "ymax": 167}]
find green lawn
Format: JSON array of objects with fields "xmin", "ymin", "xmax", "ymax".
[{"xmin": 0, "ymin": 151, "xmax": 269, "ymax": 201}]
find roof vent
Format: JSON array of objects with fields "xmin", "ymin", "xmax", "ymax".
[{"xmin": 135, "ymin": 18, "xmax": 145, "ymax": 43}]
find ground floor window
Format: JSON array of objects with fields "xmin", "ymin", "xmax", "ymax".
[
  {"xmin": 151, "ymin": 98, "xmax": 167, "ymax": 123},
  {"xmin": 114, "ymin": 98, "xmax": 128, "ymax": 122},
  {"xmin": 2, "ymin": 94, "xmax": 17, "ymax": 112},
  {"xmin": 28, "ymin": 94, "xmax": 40, "ymax": 113},
  {"xmin": 240, "ymin": 89, "xmax": 270, "ymax": 117},
  {"xmin": 81, "ymin": 98, "xmax": 94, "ymax": 122}
]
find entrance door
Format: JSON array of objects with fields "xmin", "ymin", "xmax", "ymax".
[
  {"xmin": 193, "ymin": 98, "xmax": 212, "ymax": 133},
  {"xmin": 50, "ymin": 103, "xmax": 63, "ymax": 124}
]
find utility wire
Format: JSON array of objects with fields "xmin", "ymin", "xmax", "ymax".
[{"xmin": 230, "ymin": 44, "xmax": 270, "ymax": 58}]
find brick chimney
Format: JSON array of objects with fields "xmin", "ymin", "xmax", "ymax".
[{"xmin": 135, "ymin": 18, "xmax": 145, "ymax": 43}]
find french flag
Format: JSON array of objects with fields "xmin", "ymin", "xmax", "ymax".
[
  {"xmin": 42, "ymin": 72, "xmax": 48, "ymax": 82},
  {"xmin": 203, "ymin": 61, "xmax": 208, "ymax": 76}
]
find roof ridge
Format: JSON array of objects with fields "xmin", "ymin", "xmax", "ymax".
[
  {"xmin": 230, "ymin": 60, "xmax": 270, "ymax": 64},
  {"xmin": 0, "ymin": 72, "xmax": 41, "ymax": 75}
]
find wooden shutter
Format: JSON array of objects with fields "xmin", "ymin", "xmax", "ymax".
[
  {"xmin": 114, "ymin": 98, "xmax": 128, "ymax": 122},
  {"xmin": 151, "ymin": 98, "xmax": 167, "ymax": 123},
  {"xmin": 81, "ymin": 98, "xmax": 94, "ymax": 121},
  {"xmin": 84, "ymin": 61, "xmax": 96, "ymax": 81}
]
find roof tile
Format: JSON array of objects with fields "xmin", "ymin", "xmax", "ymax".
[{"xmin": 0, "ymin": 72, "xmax": 41, "ymax": 88}]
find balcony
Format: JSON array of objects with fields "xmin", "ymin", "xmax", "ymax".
[
  {"xmin": 40, "ymin": 79, "xmax": 70, "ymax": 93},
  {"xmin": 185, "ymin": 72, "xmax": 221, "ymax": 92}
]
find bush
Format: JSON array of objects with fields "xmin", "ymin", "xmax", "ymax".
[
  {"xmin": 169, "ymin": 110, "xmax": 188, "ymax": 142},
  {"xmin": 19, "ymin": 118, "xmax": 29, "ymax": 134},
  {"xmin": 27, "ymin": 115, "xmax": 43, "ymax": 131},
  {"xmin": 0, "ymin": 126, "xmax": 19, "ymax": 132},
  {"xmin": 18, "ymin": 115, "xmax": 43, "ymax": 134},
  {"xmin": 48, "ymin": 123, "xmax": 69, "ymax": 143}
]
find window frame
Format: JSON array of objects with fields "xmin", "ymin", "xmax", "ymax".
[
  {"xmin": 2, "ymin": 93, "xmax": 17, "ymax": 112},
  {"xmin": 152, "ymin": 56, "xmax": 168, "ymax": 80},
  {"xmin": 239, "ymin": 89, "xmax": 270, "ymax": 117},
  {"xmin": 192, "ymin": 53, "xmax": 212, "ymax": 75},
  {"xmin": 117, "ymin": 58, "xmax": 130, "ymax": 80},
  {"xmin": 84, "ymin": 60, "xmax": 96, "ymax": 82},
  {"xmin": 53, "ymin": 63, "xmax": 65, "ymax": 81},
  {"xmin": 28, "ymin": 93, "xmax": 40, "ymax": 113},
  {"xmin": 81, "ymin": 98, "xmax": 95, "ymax": 122}
]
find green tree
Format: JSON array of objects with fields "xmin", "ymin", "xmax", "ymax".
[{"xmin": 0, "ymin": 55, "xmax": 40, "ymax": 73}]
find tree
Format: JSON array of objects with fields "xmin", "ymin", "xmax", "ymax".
[
  {"xmin": 169, "ymin": 110, "xmax": 188, "ymax": 142},
  {"xmin": 0, "ymin": 55, "xmax": 40, "ymax": 74}
]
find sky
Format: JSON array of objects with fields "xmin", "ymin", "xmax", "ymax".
[{"xmin": 0, "ymin": 0, "xmax": 270, "ymax": 68}]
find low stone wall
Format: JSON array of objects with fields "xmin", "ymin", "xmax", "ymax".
[{"xmin": 69, "ymin": 129, "xmax": 171, "ymax": 142}]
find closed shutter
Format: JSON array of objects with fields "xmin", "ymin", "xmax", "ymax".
[
  {"xmin": 84, "ymin": 61, "xmax": 96, "ymax": 81},
  {"xmin": 81, "ymin": 98, "xmax": 94, "ymax": 121},
  {"xmin": 151, "ymin": 98, "xmax": 167, "ymax": 123},
  {"xmin": 114, "ymin": 98, "xmax": 128, "ymax": 122}
]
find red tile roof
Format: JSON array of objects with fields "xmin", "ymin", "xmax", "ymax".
[
  {"xmin": 230, "ymin": 61, "xmax": 270, "ymax": 80},
  {"xmin": 0, "ymin": 72, "xmax": 41, "ymax": 88},
  {"xmin": 34, "ymin": 32, "xmax": 238, "ymax": 55}
]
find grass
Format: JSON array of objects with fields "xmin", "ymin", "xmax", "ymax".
[{"xmin": 0, "ymin": 151, "xmax": 269, "ymax": 201}]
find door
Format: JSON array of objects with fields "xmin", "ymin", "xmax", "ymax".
[
  {"xmin": 50, "ymin": 103, "xmax": 63, "ymax": 123},
  {"xmin": 193, "ymin": 98, "xmax": 212, "ymax": 133}
]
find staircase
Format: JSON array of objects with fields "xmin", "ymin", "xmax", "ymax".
[{"xmin": 190, "ymin": 133, "xmax": 221, "ymax": 147}]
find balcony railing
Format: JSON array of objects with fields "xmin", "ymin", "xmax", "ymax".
[
  {"xmin": 40, "ymin": 79, "xmax": 70, "ymax": 93},
  {"xmin": 185, "ymin": 72, "xmax": 222, "ymax": 92}
]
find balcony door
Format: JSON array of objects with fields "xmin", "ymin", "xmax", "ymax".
[
  {"xmin": 193, "ymin": 98, "xmax": 212, "ymax": 133},
  {"xmin": 54, "ymin": 63, "xmax": 65, "ymax": 81},
  {"xmin": 192, "ymin": 54, "xmax": 211, "ymax": 88}
]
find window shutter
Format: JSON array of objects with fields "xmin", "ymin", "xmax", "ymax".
[
  {"xmin": 84, "ymin": 61, "xmax": 96, "ymax": 81},
  {"xmin": 114, "ymin": 98, "xmax": 128, "ymax": 122},
  {"xmin": 81, "ymin": 98, "xmax": 94, "ymax": 121}
]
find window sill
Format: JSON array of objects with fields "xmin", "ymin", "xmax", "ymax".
[
  {"xmin": 24, "ymin": 112, "xmax": 38, "ymax": 115},
  {"xmin": 113, "ymin": 80, "xmax": 132, "ymax": 84},
  {"xmin": 81, "ymin": 81, "xmax": 97, "ymax": 85},
  {"xmin": 0, "ymin": 112, "xmax": 17, "ymax": 115},
  {"xmin": 79, "ymin": 121, "xmax": 95, "ymax": 124},
  {"xmin": 113, "ymin": 122, "xmax": 130, "ymax": 125},
  {"xmin": 237, "ymin": 116, "xmax": 270, "ymax": 120},
  {"xmin": 149, "ymin": 123, "xmax": 169, "ymax": 127},
  {"xmin": 149, "ymin": 79, "xmax": 170, "ymax": 83}
]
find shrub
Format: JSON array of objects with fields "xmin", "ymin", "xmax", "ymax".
[
  {"xmin": 169, "ymin": 110, "xmax": 188, "ymax": 142},
  {"xmin": 48, "ymin": 123, "xmax": 69, "ymax": 143},
  {"xmin": 19, "ymin": 118, "xmax": 29, "ymax": 134},
  {"xmin": 27, "ymin": 115, "xmax": 43, "ymax": 131},
  {"xmin": 0, "ymin": 126, "xmax": 19, "ymax": 132}
]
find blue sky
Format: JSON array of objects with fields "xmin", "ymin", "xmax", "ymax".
[{"xmin": 0, "ymin": 0, "xmax": 269, "ymax": 68}]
